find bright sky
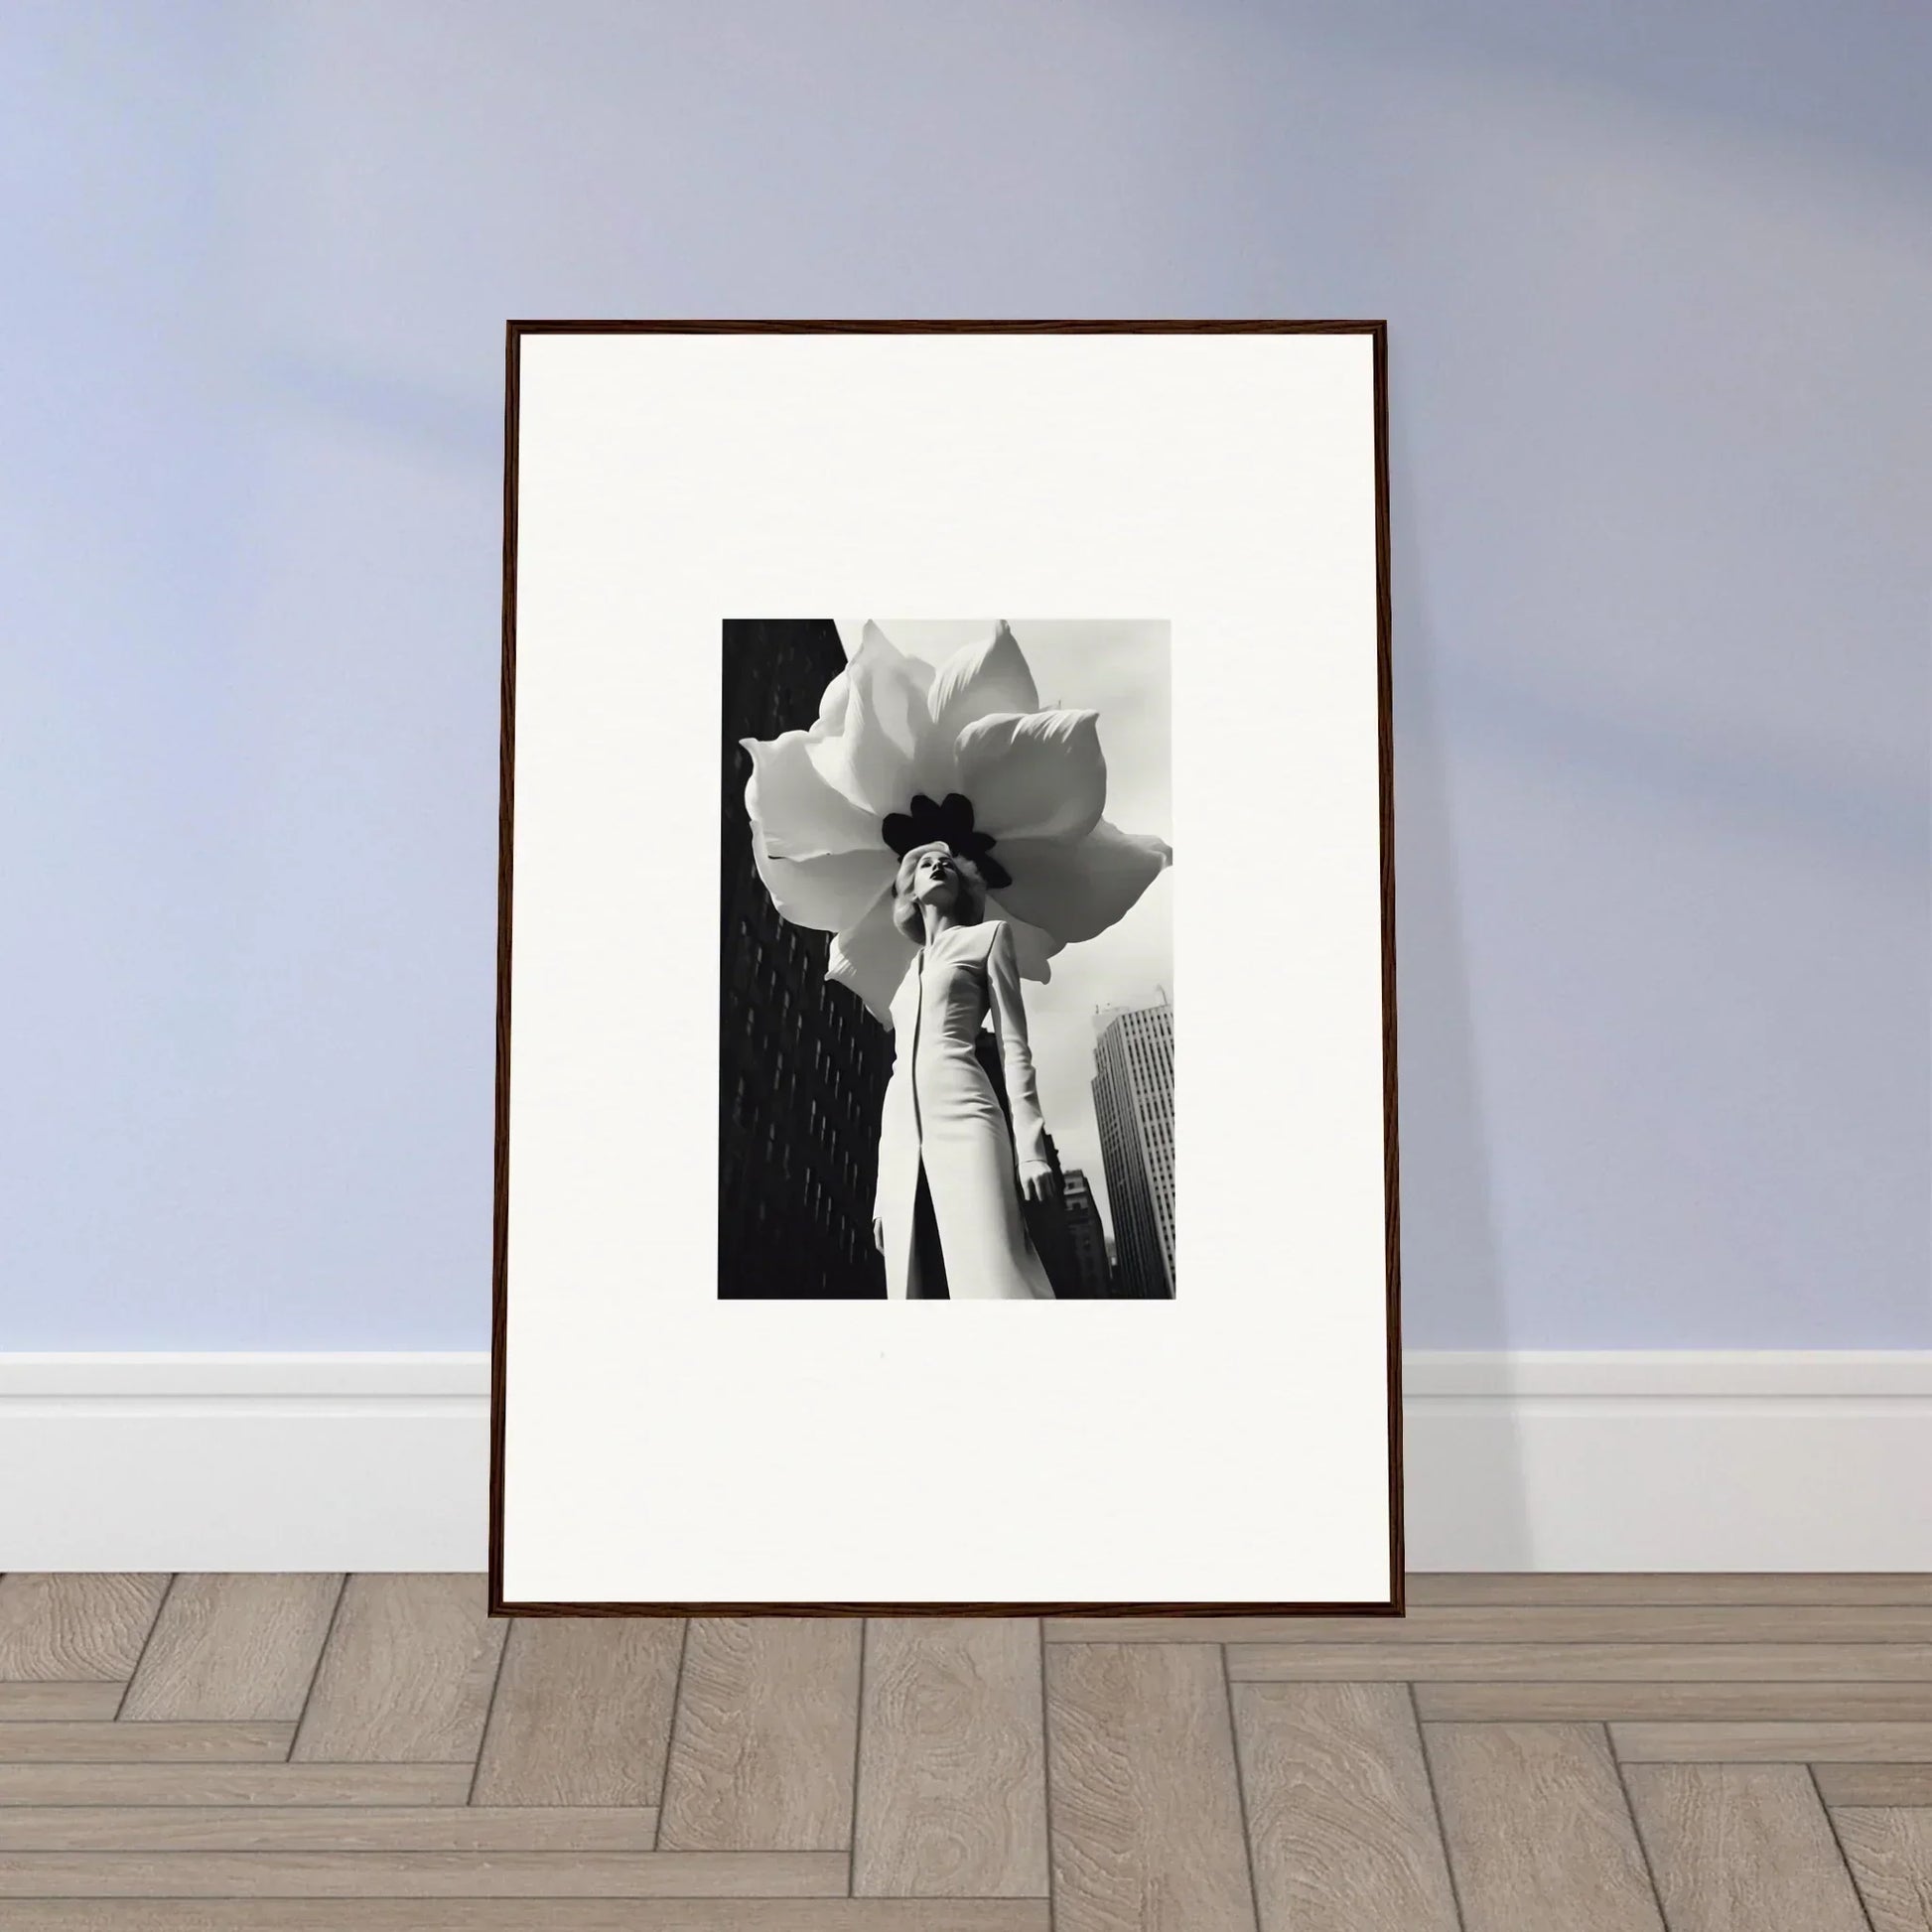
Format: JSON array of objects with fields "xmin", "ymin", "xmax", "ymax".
[{"xmin": 833, "ymin": 618, "xmax": 1173, "ymax": 1243}]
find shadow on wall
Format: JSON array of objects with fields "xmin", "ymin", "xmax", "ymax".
[{"xmin": 1387, "ymin": 408, "xmax": 1533, "ymax": 1571}]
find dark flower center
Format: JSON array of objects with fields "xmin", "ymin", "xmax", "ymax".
[{"xmin": 881, "ymin": 792, "xmax": 1012, "ymax": 892}]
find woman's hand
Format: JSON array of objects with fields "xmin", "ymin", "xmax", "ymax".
[
  {"xmin": 873, "ymin": 1216, "xmax": 885, "ymax": 1254},
  {"xmin": 1019, "ymin": 1162, "xmax": 1059, "ymax": 1205}
]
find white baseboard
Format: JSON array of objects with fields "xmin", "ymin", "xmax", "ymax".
[
  {"xmin": 2, "ymin": 1351, "xmax": 1927, "ymax": 1574},
  {"xmin": 0, "ymin": 1355, "xmax": 486, "ymax": 1575},
  {"xmin": 1404, "ymin": 1351, "xmax": 1932, "ymax": 1573}
]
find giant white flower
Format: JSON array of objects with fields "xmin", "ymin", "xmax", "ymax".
[{"xmin": 741, "ymin": 620, "xmax": 1173, "ymax": 1024}]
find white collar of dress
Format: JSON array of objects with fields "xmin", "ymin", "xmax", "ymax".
[{"xmin": 918, "ymin": 923, "xmax": 981, "ymax": 953}]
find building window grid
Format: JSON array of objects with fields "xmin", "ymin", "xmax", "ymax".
[{"xmin": 1093, "ymin": 1004, "xmax": 1176, "ymax": 1300}]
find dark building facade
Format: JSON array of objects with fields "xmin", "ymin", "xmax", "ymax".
[
  {"xmin": 1092, "ymin": 999, "xmax": 1175, "ymax": 1299},
  {"xmin": 720, "ymin": 621, "xmax": 892, "ymax": 1298},
  {"xmin": 974, "ymin": 1033, "xmax": 1086, "ymax": 1301},
  {"xmin": 1021, "ymin": 1133, "xmax": 1083, "ymax": 1301},
  {"xmin": 1059, "ymin": 1167, "xmax": 1113, "ymax": 1299}
]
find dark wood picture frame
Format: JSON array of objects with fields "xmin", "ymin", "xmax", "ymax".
[{"xmin": 489, "ymin": 320, "xmax": 1401, "ymax": 1618}]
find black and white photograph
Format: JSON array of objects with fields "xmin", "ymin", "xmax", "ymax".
[
  {"xmin": 494, "ymin": 322, "xmax": 1395, "ymax": 1610},
  {"xmin": 720, "ymin": 619, "xmax": 1174, "ymax": 1301}
]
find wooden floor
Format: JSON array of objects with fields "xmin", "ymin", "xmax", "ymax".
[{"xmin": 0, "ymin": 1577, "xmax": 1928, "ymax": 1927}]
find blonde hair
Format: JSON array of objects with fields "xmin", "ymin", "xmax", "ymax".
[{"xmin": 892, "ymin": 841, "xmax": 988, "ymax": 945}]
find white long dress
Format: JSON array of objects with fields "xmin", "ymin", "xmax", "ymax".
[{"xmin": 873, "ymin": 919, "xmax": 1057, "ymax": 1301}]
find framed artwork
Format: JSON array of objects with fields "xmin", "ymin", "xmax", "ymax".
[{"xmin": 491, "ymin": 321, "xmax": 1400, "ymax": 1614}]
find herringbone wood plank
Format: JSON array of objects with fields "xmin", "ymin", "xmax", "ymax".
[
  {"xmin": 0, "ymin": 1808, "xmax": 662, "ymax": 1851},
  {"xmin": 1623, "ymin": 1764, "xmax": 1869, "ymax": 1931},
  {"xmin": 1615, "ymin": 1721, "xmax": 1932, "ymax": 1762},
  {"xmin": 1043, "ymin": 1641, "xmax": 1255, "ymax": 1932},
  {"xmin": 1830, "ymin": 1808, "xmax": 1932, "ymax": 1932},
  {"xmin": 10, "ymin": 1906, "xmax": 1056, "ymax": 1930},
  {"xmin": 471, "ymin": 1617, "xmax": 682, "ymax": 1807},
  {"xmin": 291, "ymin": 1577, "xmax": 503, "ymax": 1764},
  {"xmin": 0, "ymin": 1723, "xmax": 293, "ymax": 1763},
  {"xmin": 1231, "ymin": 1641, "xmax": 1932, "ymax": 1681},
  {"xmin": 1417, "ymin": 1680, "xmax": 1932, "ymax": 1721},
  {"xmin": 1425, "ymin": 1722, "xmax": 1665, "ymax": 1930},
  {"xmin": 0, "ymin": 1683, "xmax": 125, "ymax": 1720},
  {"xmin": 1814, "ymin": 1763, "xmax": 1932, "ymax": 1805},
  {"xmin": 1232, "ymin": 1681, "xmax": 1458, "ymax": 1932},
  {"xmin": 0, "ymin": 1764, "xmax": 474, "ymax": 1806},
  {"xmin": 0, "ymin": 1850, "xmax": 849, "ymax": 1896},
  {"xmin": 853, "ymin": 1617, "xmax": 1049, "ymax": 1898},
  {"xmin": 0, "ymin": 1577, "xmax": 170, "ymax": 1680},
  {"xmin": 122, "ymin": 1577, "xmax": 341, "ymax": 1724},
  {"xmin": 655, "ymin": 1618, "xmax": 861, "ymax": 1852}
]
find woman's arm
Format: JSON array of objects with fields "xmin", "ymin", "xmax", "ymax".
[{"xmin": 985, "ymin": 921, "xmax": 1056, "ymax": 1200}]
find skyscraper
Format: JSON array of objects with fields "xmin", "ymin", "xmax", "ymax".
[
  {"xmin": 1091, "ymin": 999, "xmax": 1175, "ymax": 1298},
  {"xmin": 1059, "ymin": 1167, "xmax": 1113, "ymax": 1299},
  {"xmin": 719, "ymin": 621, "xmax": 893, "ymax": 1298}
]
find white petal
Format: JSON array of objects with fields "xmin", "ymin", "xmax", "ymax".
[
  {"xmin": 858, "ymin": 619, "xmax": 928, "ymax": 677},
  {"xmin": 988, "ymin": 820, "xmax": 1172, "ymax": 943},
  {"xmin": 953, "ymin": 708, "xmax": 1106, "ymax": 843},
  {"xmin": 813, "ymin": 669, "xmax": 850, "ymax": 736},
  {"xmin": 805, "ymin": 625, "xmax": 930, "ymax": 817},
  {"xmin": 985, "ymin": 900, "xmax": 1064, "ymax": 984},
  {"xmin": 860, "ymin": 622, "xmax": 936, "ymax": 712},
  {"xmin": 741, "ymin": 730, "xmax": 880, "ymax": 861},
  {"xmin": 750, "ymin": 830, "xmax": 896, "ymax": 934},
  {"xmin": 827, "ymin": 885, "xmax": 917, "ymax": 1026},
  {"xmin": 911, "ymin": 621, "xmax": 1041, "ymax": 795}
]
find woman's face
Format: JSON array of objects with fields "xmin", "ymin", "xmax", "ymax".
[{"xmin": 910, "ymin": 847, "xmax": 961, "ymax": 911}]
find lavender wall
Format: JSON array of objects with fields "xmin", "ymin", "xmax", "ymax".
[{"xmin": 5, "ymin": 0, "xmax": 1926, "ymax": 1346}]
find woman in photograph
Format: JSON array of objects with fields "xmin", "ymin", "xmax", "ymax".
[{"xmin": 872, "ymin": 842, "xmax": 1059, "ymax": 1301}]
